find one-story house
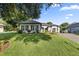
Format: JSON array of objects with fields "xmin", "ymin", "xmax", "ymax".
[
  {"xmin": 68, "ymin": 23, "xmax": 79, "ymax": 33},
  {"xmin": 48, "ymin": 24, "xmax": 60, "ymax": 33},
  {"xmin": 41, "ymin": 23, "xmax": 60, "ymax": 33},
  {"xmin": 19, "ymin": 20, "xmax": 42, "ymax": 33},
  {"xmin": 19, "ymin": 20, "xmax": 60, "ymax": 33},
  {"xmin": 41, "ymin": 23, "xmax": 48, "ymax": 32}
]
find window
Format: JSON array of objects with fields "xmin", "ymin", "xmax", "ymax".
[
  {"xmin": 31, "ymin": 25, "xmax": 34, "ymax": 30},
  {"xmin": 0, "ymin": 26, "xmax": 3, "ymax": 28},
  {"xmin": 36, "ymin": 25, "xmax": 39, "ymax": 30},
  {"xmin": 21, "ymin": 25, "xmax": 24, "ymax": 31},
  {"xmin": 25, "ymin": 25, "xmax": 29, "ymax": 30}
]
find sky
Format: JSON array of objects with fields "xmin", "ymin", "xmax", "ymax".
[{"xmin": 36, "ymin": 3, "xmax": 79, "ymax": 25}]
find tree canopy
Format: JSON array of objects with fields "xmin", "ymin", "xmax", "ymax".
[
  {"xmin": 0, "ymin": 4, "xmax": 43, "ymax": 20},
  {"xmin": 0, "ymin": 3, "xmax": 43, "ymax": 28},
  {"xmin": 60, "ymin": 22, "xmax": 69, "ymax": 32},
  {"xmin": 47, "ymin": 21, "xmax": 53, "ymax": 25},
  {"xmin": 0, "ymin": 4, "xmax": 52, "ymax": 25},
  {"xmin": 0, "ymin": 3, "xmax": 60, "ymax": 31}
]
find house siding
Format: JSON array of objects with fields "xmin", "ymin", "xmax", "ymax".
[
  {"xmin": 0, "ymin": 27, "xmax": 4, "ymax": 32},
  {"xmin": 68, "ymin": 23, "xmax": 79, "ymax": 33},
  {"xmin": 48, "ymin": 26, "xmax": 60, "ymax": 33},
  {"xmin": 68, "ymin": 27, "xmax": 79, "ymax": 33},
  {"xmin": 20, "ymin": 24, "xmax": 41, "ymax": 33},
  {"xmin": 0, "ymin": 24, "xmax": 4, "ymax": 32}
]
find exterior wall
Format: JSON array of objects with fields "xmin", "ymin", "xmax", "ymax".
[
  {"xmin": 20, "ymin": 24, "xmax": 41, "ymax": 33},
  {"xmin": 68, "ymin": 27, "xmax": 79, "ymax": 33},
  {"xmin": 19, "ymin": 23, "xmax": 60, "ymax": 33},
  {"xmin": 48, "ymin": 27, "xmax": 52, "ymax": 32},
  {"xmin": 41, "ymin": 25, "xmax": 48, "ymax": 32},
  {"xmin": 42, "ymin": 26, "xmax": 48, "ymax": 29},
  {"xmin": 57, "ymin": 27, "xmax": 60, "ymax": 33},
  {"xmin": 41, "ymin": 25, "xmax": 60, "ymax": 33},
  {"xmin": 0, "ymin": 25, "xmax": 4, "ymax": 32},
  {"xmin": 48, "ymin": 26, "xmax": 60, "ymax": 33},
  {"xmin": 38, "ymin": 25, "xmax": 41, "ymax": 32},
  {"xmin": 52, "ymin": 26, "xmax": 58, "ymax": 32}
]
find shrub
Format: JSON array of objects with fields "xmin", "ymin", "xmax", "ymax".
[{"xmin": 18, "ymin": 30, "xmax": 22, "ymax": 34}]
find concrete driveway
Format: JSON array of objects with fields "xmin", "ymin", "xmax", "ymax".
[{"xmin": 59, "ymin": 33, "xmax": 79, "ymax": 42}]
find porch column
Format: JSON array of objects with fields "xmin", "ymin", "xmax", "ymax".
[
  {"xmin": 24, "ymin": 25, "xmax": 26, "ymax": 31},
  {"xmin": 44, "ymin": 28, "xmax": 45, "ymax": 32},
  {"xmin": 56, "ymin": 27, "xmax": 58, "ymax": 32},
  {"xmin": 29, "ymin": 25, "xmax": 31, "ymax": 30},
  {"xmin": 20, "ymin": 25, "xmax": 21, "ymax": 30},
  {"xmin": 38, "ymin": 25, "xmax": 41, "ymax": 31},
  {"xmin": 57, "ymin": 27, "xmax": 58, "ymax": 33}
]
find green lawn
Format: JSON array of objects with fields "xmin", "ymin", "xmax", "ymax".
[
  {"xmin": 0, "ymin": 32, "xmax": 17, "ymax": 41},
  {"xmin": 0, "ymin": 33, "xmax": 79, "ymax": 56}
]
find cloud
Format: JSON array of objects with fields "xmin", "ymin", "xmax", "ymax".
[
  {"xmin": 65, "ymin": 16, "xmax": 69, "ymax": 19},
  {"xmin": 65, "ymin": 14, "xmax": 73, "ymax": 19},
  {"xmin": 60, "ymin": 5, "xmax": 79, "ymax": 11},
  {"xmin": 66, "ymin": 14, "xmax": 73, "ymax": 16}
]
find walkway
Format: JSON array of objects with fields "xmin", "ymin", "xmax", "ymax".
[{"xmin": 59, "ymin": 33, "xmax": 79, "ymax": 42}]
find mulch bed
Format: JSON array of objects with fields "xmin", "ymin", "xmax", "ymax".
[{"xmin": 0, "ymin": 40, "xmax": 10, "ymax": 52}]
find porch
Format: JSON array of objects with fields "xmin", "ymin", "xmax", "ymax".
[{"xmin": 19, "ymin": 24, "xmax": 41, "ymax": 33}]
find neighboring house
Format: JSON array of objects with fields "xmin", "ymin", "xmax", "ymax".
[
  {"xmin": 19, "ymin": 20, "xmax": 42, "ymax": 33},
  {"xmin": 41, "ymin": 23, "xmax": 60, "ymax": 33},
  {"xmin": 68, "ymin": 23, "xmax": 79, "ymax": 33},
  {"xmin": 48, "ymin": 24, "xmax": 60, "ymax": 33},
  {"xmin": 0, "ymin": 24, "xmax": 4, "ymax": 32},
  {"xmin": 41, "ymin": 23, "xmax": 49, "ymax": 32}
]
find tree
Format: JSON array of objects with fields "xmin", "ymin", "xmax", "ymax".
[
  {"xmin": 47, "ymin": 21, "xmax": 53, "ymax": 25},
  {"xmin": 0, "ymin": 3, "xmax": 43, "ymax": 21},
  {"xmin": 0, "ymin": 3, "xmax": 60, "ymax": 31},
  {"xmin": 0, "ymin": 3, "xmax": 44, "ymax": 30},
  {"xmin": 60, "ymin": 22, "xmax": 69, "ymax": 33}
]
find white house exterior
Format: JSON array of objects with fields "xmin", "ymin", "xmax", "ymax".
[
  {"xmin": 68, "ymin": 23, "xmax": 79, "ymax": 33},
  {"xmin": 0, "ymin": 24, "xmax": 4, "ymax": 32},
  {"xmin": 48, "ymin": 25, "xmax": 60, "ymax": 33},
  {"xmin": 41, "ymin": 23, "xmax": 48, "ymax": 32},
  {"xmin": 19, "ymin": 20, "xmax": 42, "ymax": 33},
  {"xmin": 41, "ymin": 23, "xmax": 60, "ymax": 33}
]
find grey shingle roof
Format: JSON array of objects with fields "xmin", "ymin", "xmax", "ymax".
[
  {"xmin": 19, "ymin": 20, "xmax": 41, "ymax": 24},
  {"xmin": 19, "ymin": 20, "xmax": 59, "ymax": 27},
  {"xmin": 52, "ymin": 24, "xmax": 59, "ymax": 27},
  {"xmin": 69, "ymin": 23, "xmax": 79, "ymax": 28},
  {"xmin": 42, "ymin": 23, "xmax": 59, "ymax": 27}
]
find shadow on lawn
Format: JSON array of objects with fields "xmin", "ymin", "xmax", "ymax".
[
  {"xmin": 0, "ymin": 33, "xmax": 17, "ymax": 41},
  {"xmin": 14, "ymin": 33, "xmax": 52, "ymax": 44}
]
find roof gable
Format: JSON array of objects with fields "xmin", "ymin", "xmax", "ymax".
[{"xmin": 69, "ymin": 23, "xmax": 79, "ymax": 28}]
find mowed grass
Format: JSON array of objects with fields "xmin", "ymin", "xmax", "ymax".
[
  {"xmin": 0, "ymin": 32, "xmax": 17, "ymax": 41},
  {"xmin": 0, "ymin": 33, "xmax": 79, "ymax": 56}
]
